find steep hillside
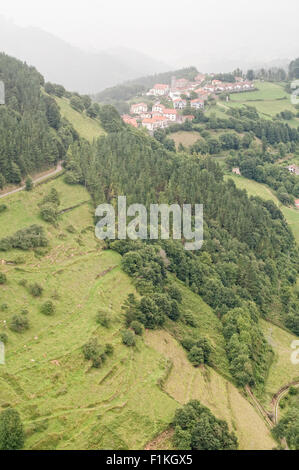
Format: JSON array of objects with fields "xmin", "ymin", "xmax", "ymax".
[
  {"xmin": 0, "ymin": 53, "xmax": 82, "ymax": 190},
  {"xmin": 54, "ymin": 97, "xmax": 105, "ymax": 142},
  {"xmin": 1, "ymin": 61, "xmax": 298, "ymax": 451},
  {"xmin": 0, "ymin": 175, "xmax": 277, "ymax": 450}
]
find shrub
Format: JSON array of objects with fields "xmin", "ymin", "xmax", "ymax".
[
  {"xmin": 188, "ymin": 346, "xmax": 204, "ymax": 366},
  {"xmin": 105, "ymin": 343, "xmax": 114, "ymax": 356},
  {"xmin": 96, "ymin": 310, "xmax": 110, "ymax": 328},
  {"xmin": 82, "ymin": 338, "xmax": 107, "ymax": 368},
  {"xmin": 20, "ymin": 309, "xmax": 29, "ymax": 315},
  {"xmin": 167, "ymin": 285, "xmax": 182, "ymax": 303},
  {"xmin": 0, "ymin": 225, "xmax": 48, "ymax": 252},
  {"xmin": 0, "ymin": 408, "xmax": 25, "ymax": 450},
  {"xmin": 181, "ymin": 337, "xmax": 196, "ymax": 351},
  {"xmin": 182, "ymin": 311, "xmax": 197, "ymax": 327},
  {"xmin": 0, "ymin": 204, "xmax": 7, "ymax": 214},
  {"xmin": 40, "ymin": 203, "xmax": 58, "ymax": 224},
  {"xmin": 66, "ymin": 225, "xmax": 76, "ymax": 234},
  {"xmin": 289, "ymin": 386, "xmax": 298, "ymax": 396},
  {"xmin": 40, "ymin": 301, "xmax": 55, "ymax": 316},
  {"xmin": 42, "ymin": 188, "xmax": 60, "ymax": 207},
  {"xmin": 137, "ymin": 296, "xmax": 165, "ymax": 329},
  {"xmin": 0, "ymin": 333, "xmax": 8, "ymax": 344},
  {"xmin": 169, "ymin": 300, "xmax": 180, "ymax": 321},
  {"xmin": 25, "ymin": 178, "xmax": 33, "ymax": 191},
  {"xmin": 130, "ymin": 321, "xmax": 143, "ymax": 336},
  {"xmin": 9, "ymin": 315, "xmax": 29, "ymax": 333},
  {"xmin": 121, "ymin": 330, "xmax": 136, "ymax": 347},
  {"xmin": 29, "ymin": 283, "xmax": 43, "ymax": 297},
  {"xmin": 0, "ymin": 273, "xmax": 7, "ymax": 285}
]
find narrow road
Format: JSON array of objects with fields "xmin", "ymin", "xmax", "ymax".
[
  {"xmin": 246, "ymin": 381, "xmax": 299, "ymax": 450},
  {"xmin": 245, "ymin": 385, "xmax": 274, "ymax": 428},
  {"xmin": 272, "ymin": 381, "xmax": 299, "ymax": 425},
  {"xmin": 0, "ymin": 161, "xmax": 63, "ymax": 199}
]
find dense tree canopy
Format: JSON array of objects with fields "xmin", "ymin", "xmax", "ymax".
[{"xmin": 173, "ymin": 400, "xmax": 238, "ymax": 450}]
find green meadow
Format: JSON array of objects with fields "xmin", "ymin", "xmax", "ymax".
[
  {"xmin": 0, "ymin": 175, "xmax": 278, "ymax": 450},
  {"xmin": 227, "ymin": 81, "xmax": 299, "ymax": 127},
  {"xmin": 55, "ymin": 97, "xmax": 105, "ymax": 142}
]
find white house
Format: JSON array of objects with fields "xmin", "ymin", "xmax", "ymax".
[
  {"xmin": 140, "ymin": 112, "xmax": 152, "ymax": 119},
  {"xmin": 148, "ymin": 84, "xmax": 170, "ymax": 96},
  {"xmin": 163, "ymin": 108, "xmax": 178, "ymax": 122},
  {"xmin": 130, "ymin": 103, "xmax": 148, "ymax": 114},
  {"xmin": 142, "ymin": 116, "xmax": 168, "ymax": 132},
  {"xmin": 190, "ymin": 98, "xmax": 204, "ymax": 110},
  {"xmin": 152, "ymin": 102, "xmax": 165, "ymax": 113},
  {"xmin": 173, "ymin": 98, "xmax": 187, "ymax": 109}
]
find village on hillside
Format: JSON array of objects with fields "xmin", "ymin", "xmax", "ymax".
[{"xmin": 122, "ymin": 73, "xmax": 255, "ymax": 132}]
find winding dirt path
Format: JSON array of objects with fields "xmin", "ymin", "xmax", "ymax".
[
  {"xmin": 0, "ymin": 161, "xmax": 63, "ymax": 199},
  {"xmin": 246, "ymin": 381, "xmax": 299, "ymax": 450},
  {"xmin": 272, "ymin": 381, "xmax": 299, "ymax": 425}
]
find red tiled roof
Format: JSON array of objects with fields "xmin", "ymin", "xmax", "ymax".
[
  {"xmin": 154, "ymin": 84, "xmax": 169, "ymax": 89},
  {"xmin": 131, "ymin": 102, "xmax": 147, "ymax": 108},
  {"xmin": 163, "ymin": 108, "xmax": 177, "ymax": 114}
]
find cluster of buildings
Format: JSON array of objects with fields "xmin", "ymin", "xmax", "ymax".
[
  {"xmin": 122, "ymin": 73, "xmax": 255, "ymax": 132},
  {"xmin": 123, "ymin": 101, "xmax": 194, "ymax": 132}
]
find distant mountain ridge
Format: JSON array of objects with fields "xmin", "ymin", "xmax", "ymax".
[{"xmin": 0, "ymin": 17, "xmax": 170, "ymax": 93}]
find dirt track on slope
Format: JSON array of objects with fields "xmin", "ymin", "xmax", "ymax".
[{"xmin": 0, "ymin": 162, "xmax": 63, "ymax": 199}]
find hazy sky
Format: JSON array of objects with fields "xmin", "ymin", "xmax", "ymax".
[{"xmin": 1, "ymin": 0, "xmax": 299, "ymax": 65}]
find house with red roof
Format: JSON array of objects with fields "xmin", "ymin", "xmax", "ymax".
[
  {"xmin": 148, "ymin": 84, "xmax": 170, "ymax": 96},
  {"xmin": 142, "ymin": 116, "xmax": 168, "ymax": 131},
  {"xmin": 163, "ymin": 108, "xmax": 178, "ymax": 122},
  {"xmin": 122, "ymin": 115, "xmax": 138, "ymax": 128},
  {"xmin": 173, "ymin": 98, "xmax": 187, "ymax": 109},
  {"xmin": 181, "ymin": 115, "xmax": 195, "ymax": 123},
  {"xmin": 190, "ymin": 98, "xmax": 204, "ymax": 110}
]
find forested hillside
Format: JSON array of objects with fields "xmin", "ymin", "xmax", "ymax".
[
  {"xmin": 94, "ymin": 66, "xmax": 198, "ymax": 111},
  {"xmin": 0, "ymin": 54, "xmax": 77, "ymax": 187},
  {"xmin": 64, "ymin": 118, "xmax": 299, "ymax": 388},
  {"xmin": 0, "ymin": 54, "xmax": 298, "ymax": 450}
]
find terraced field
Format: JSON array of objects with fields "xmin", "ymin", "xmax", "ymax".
[
  {"xmin": 227, "ymin": 81, "xmax": 299, "ymax": 128},
  {"xmin": 0, "ymin": 178, "xmax": 180, "ymax": 449},
  {"xmin": 145, "ymin": 330, "xmax": 276, "ymax": 450}
]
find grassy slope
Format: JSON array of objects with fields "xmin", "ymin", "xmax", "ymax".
[
  {"xmin": 224, "ymin": 174, "xmax": 299, "ymax": 407},
  {"xmin": 0, "ymin": 95, "xmax": 289, "ymax": 450},
  {"xmin": 171, "ymin": 131, "xmax": 202, "ymax": 149},
  {"xmin": 145, "ymin": 330, "xmax": 275, "ymax": 450},
  {"xmin": 0, "ymin": 176, "xmax": 277, "ymax": 450},
  {"xmin": 227, "ymin": 81, "xmax": 299, "ymax": 128},
  {"xmin": 0, "ymin": 178, "xmax": 179, "ymax": 450},
  {"xmin": 261, "ymin": 320, "xmax": 299, "ymax": 407},
  {"xmin": 55, "ymin": 97, "xmax": 105, "ymax": 142}
]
